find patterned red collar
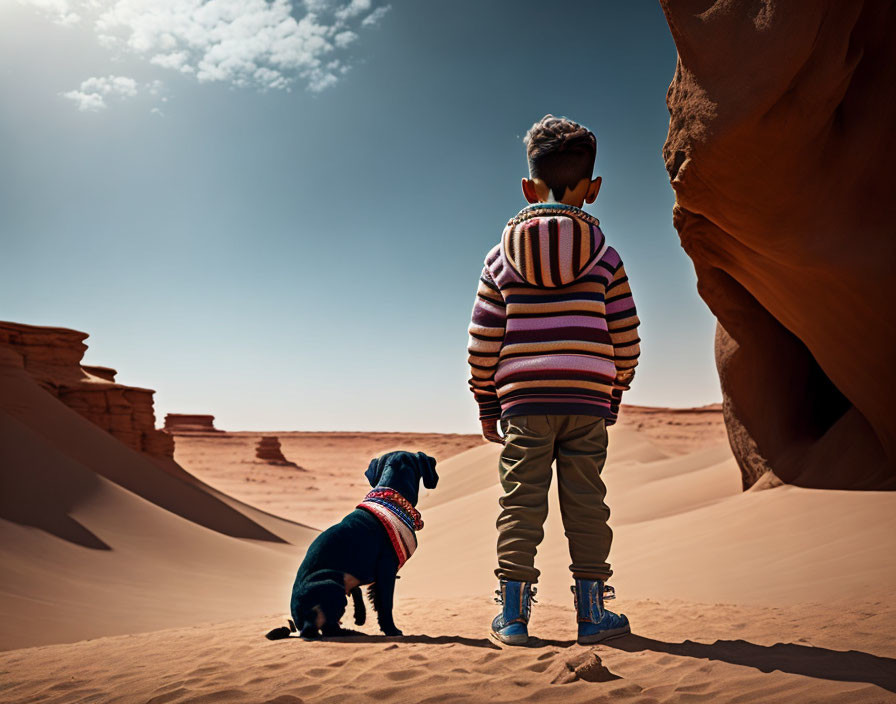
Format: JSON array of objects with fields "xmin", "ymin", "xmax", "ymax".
[{"xmin": 362, "ymin": 488, "xmax": 423, "ymax": 531}]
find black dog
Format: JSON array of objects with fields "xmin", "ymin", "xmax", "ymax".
[{"xmin": 282, "ymin": 450, "xmax": 438, "ymax": 639}]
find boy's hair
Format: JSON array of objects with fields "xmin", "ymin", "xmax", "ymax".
[{"xmin": 524, "ymin": 115, "xmax": 597, "ymax": 201}]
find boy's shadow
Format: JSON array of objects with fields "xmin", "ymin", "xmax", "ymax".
[{"xmin": 606, "ymin": 634, "xmax": 896, "ymax": 693}]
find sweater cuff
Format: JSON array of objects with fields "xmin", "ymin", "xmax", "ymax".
[{"xmin": 477, "ymin": 398, "xmax": 502, "ymax": 421}]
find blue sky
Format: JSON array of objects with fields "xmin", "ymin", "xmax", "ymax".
[{"xmin": 0, "ymin": 0, "xmax": 718, "ymax": 433}]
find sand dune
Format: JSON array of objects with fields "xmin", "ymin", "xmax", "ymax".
[
  {"xmin": 0, "ymin": 352, "xmax": 316, "ymax": 651},
  {"xmin": 402, "ymin": 439, "xmax": 896, "ymax": 609},
  {"xmin": 2, "ymin": 343, "xmax": 894, "ymax": 701},
  {"xmin": 173, "ymin": 431, "xmax": 484, "ymax": 530}
]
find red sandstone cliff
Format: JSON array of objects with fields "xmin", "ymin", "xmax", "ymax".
[
  {"xmin": 0, "ymin": 321, "xmax": 173, "ymax": 458},
  {"xmin": 660, "ymin": 1, "xmax": 896, "ymax": 489}
]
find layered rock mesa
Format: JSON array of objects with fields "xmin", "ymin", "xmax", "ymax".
[
  {"xmin": 660, "ymin": 1, "xmax": 896, "ymax": 489},
  {"xmin": 255, "ymin": 436, "xmax": 299, "ymax": 467},
  {"xmin": 0, "ymin": 321, "xmax": 174, "ymax": 458},
  {"xmin": 164, "ymin": 414, "xmax": 221, "ymax": 433}
]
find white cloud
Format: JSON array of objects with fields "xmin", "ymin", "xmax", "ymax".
[
  {"xmin": 17, "ymin": 0, "xmax": 80, "ymax": 25},
  {"xmin": 60, "ymin": 74, "xmax": 138, "ymax": 110},
  {"xmin": 60, "ymin": 75, "xmax": 164, "ymax": 111},
  {"xmin": 83, "ymin": 74, "xmax": 138, "ymax": 96},
  {"xmin": 34, "ymin": 0, "xmax": 392, "ymax": 111},
  {"xmin": 334, "ymin": 30, "xmax": 357, "ymax": 48},
  {"xmin": 90, "ymin": 0, "xmax": 389, "ymax": 92},
  {"xmin": 150, "ymin": 50, "xmax": 192, "ymax": 73},
  {"xmin": 334, "ymin": 0, "xmax": 369, "ymax": 22},
  {"xmin": 361, "ymin": 4, "xmax": 388, "ymax": 27},
  {"xmin": 61, "ymin": 88, "xmax": 107, "ymax": 111}
]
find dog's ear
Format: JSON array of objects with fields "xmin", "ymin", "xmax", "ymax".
[
  {"xmin": 365, "ymin": 456, "xmax": 384, "ymax": 487},
  {"xmin": 417, "ymin": 452, "xmax": 439, "ymax": 489}
]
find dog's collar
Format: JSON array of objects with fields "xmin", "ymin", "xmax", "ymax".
[
  {"xmin": 361, "ymin": 488, "xmax": 423, "ymax": 530},
  {"xmin": 357, "ymin": 489, "xmax": 422, "ymax": 570}
]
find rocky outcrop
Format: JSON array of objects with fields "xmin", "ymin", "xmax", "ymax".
[
  {"xmin": 82, "ymin": 365, "xmax": 117, "ymax": 382},
  {"xmin": 660, "ymin": 1, "xmax": 896, "ymax": 489},
  {"xmin": 254, "ymin": 436, "xmax": 299, "ymax": 467},
  {"xmin": 0, "ymin": 321, "xmax": 174, "ymax": 459},
  {"xmin": 164, "ymin": 414, "xmax": 221, "ymax": 433}
]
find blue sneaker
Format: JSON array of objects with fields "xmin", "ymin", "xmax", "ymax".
[
  {"xmin": 490, "ymin": 579, "xmax": 535, "ymax": 645},
  {"xmin": 573, "ymin": 578, "xmax": 630, "ymax": 644}
]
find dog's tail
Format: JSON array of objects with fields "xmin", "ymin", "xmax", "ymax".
[{"xmin": 264, "ymin": 618, "xmax": 297, "ymax": 640}]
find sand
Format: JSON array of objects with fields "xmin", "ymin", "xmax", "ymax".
[
  {"xmin": 172, "ymin": 431, "xmax": 485, "ymax": 530},
  {"xmin": 0, "ymin": 358, "xmax": 318, "ymax": 652},
  {"xmin": 3, "ymin": 593, "xmax": 895, "ymax": 704},
  {"xmin": 2, "ymin": 369, "xmax": 895, "ymax": 702}
]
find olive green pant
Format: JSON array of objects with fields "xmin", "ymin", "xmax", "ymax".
[{"xmin": 496, "ymin": 414, "xmax": 612, "ymax": 583}]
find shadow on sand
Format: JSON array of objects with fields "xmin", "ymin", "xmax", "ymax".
[
  {"xmin": 304, "ymin": 632, "xmax": 503, "ymax": 650},
  {"xmin": 606, "ymin": 635, "xmax": 896, "ymax": 693},
  {"xmin": 281, "ymin": 628, "xmax": 896, "ymax": 692}
]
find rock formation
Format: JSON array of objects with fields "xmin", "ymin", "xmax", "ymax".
[
  {"xmin": 660, "ymin": 1, "xmax": 896, "ymax": 489},
  {"xmin": 0, "ymin": 321, "xmax": 174, "ymax": 458},
  {"xmin": 81, "ymin": 365, "xmax": 117, "ymax": 382},
  {"xmin": 164, "ymin": 414, "xmax": 221, "ymax": 433},
  {"xmin": 255, "ymin": 436, "xmax": 300, "ymax": 468}
]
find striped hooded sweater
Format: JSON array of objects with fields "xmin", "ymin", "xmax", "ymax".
[{"xmin": 467, "ymin": 203, "xmax": 640, "ymax": 424}]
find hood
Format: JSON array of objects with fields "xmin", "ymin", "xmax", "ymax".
[{"xmin": 501, "ymin": 204, "xmax": 607, "ymax": 287}]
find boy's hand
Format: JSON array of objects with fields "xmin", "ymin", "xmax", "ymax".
[
  {"xmin": 615, "ymin": 368, "xmax": 636, "ymax": 389},
  {"xmin": 481, "ymin": 419, "xmax": 504, "ymax": 444}
]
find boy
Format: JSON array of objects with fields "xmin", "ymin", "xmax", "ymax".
[{"xmin": 467, "ymin": 114, "xmax": 640, "ymax": 645}]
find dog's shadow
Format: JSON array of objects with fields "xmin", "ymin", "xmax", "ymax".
[{"xmin": 296, "ymin": 630, "xmax": 502, "ymax": 650}]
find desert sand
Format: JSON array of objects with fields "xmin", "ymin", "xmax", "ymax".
[
  {"xmin": 4, "ymin": 0, "xmax": 895, "ymax": 700},
  {"xmin": 2, "ymin": 340, "xmax": 895, "ymax": 704},
  {"xmin": 172, "ymin": 431, "xmax": 485, "ymax": 530}
]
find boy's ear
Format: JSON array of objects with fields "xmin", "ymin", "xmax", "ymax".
[
  {"xmin": 584, "ymin": 176, "xmax": 602, "ymax": 204},
  {"xmin": 521, "ymin": 178, "xmax": 540, "ymax": 204}
]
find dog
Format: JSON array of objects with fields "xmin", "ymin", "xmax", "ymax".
[{"xmin": 274, "ymin": 450, "xmax": 438, "ymax": 640}]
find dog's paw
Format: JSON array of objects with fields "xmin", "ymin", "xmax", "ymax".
[{"xmin": 382, "ymin": 627, "xmax": 403, "ymax": 637}]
